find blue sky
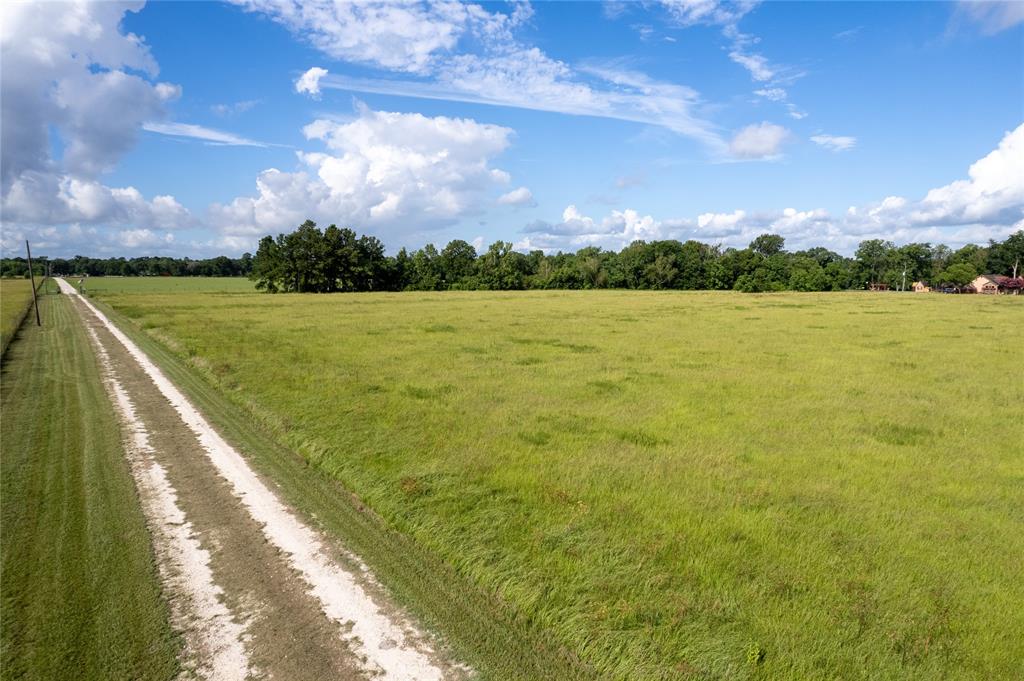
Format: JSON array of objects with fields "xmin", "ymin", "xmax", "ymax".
[{"xmin": 1, "ymin": 0, "xmax": 1022, "ymax": 258}]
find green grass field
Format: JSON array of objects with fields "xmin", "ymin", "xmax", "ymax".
[
  {"xmin": 88, "ymin": 280, "xmax": 1023, "ymax": 679},
  {"xmin": 0, "ymin": 292, "xmax": 179, "ymax": 680},
  {"xmin": 81, "ymin": 276, "xmax": 255, "ymax": 295},
  {"xmin": 1, "ymin": 279, "xmax": 37, "ymax": 356}
]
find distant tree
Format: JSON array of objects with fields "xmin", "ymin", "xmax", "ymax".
[
  {"xmin": 408, "ymin": 244, "xmax": 442, "ymax": 291},
  {"xmin": 572, "ymin": 246, "xmax": 608, "ymax": 289},
  {"xmin": 734, "ymin": 269, "xmax": 772, "ymax": 293},
  {"xmin": 749, "ymin": 234, "xmax": 785, "ymax": 258},
  {"xmin": 356, "ymin": 234, "xmax": 387, "ymax": 290},
  {"xmin": 823, "ymin": 259, "xmax": 857, "ymax": 291},
  {"xmin": 788, "ymin": 256, "xmax": 828, "ymax": 291},
  {"xmin": 949, "ymin": 243, "xmax": 988, "ymax": 273},
  {"xmin": 251, "ymin": 236, "xmax": 284, "ymax": 292},
  {"xmin": 386, "ymin": 247, "xmax": 412, "ymax": 291},
  {"xmin": 617, "ymin": 241, "xmax": 653, "ymax": 289},
  {"xmin": 320, "ymin": 225, "xmax": 346, "ymax": 292},
  {"xmin": 797, "ymin": 246, "xmax": 843, "ymax": 267},
  {"xmin": 675, "ymin": 240, "xmax": 710, "ymax": 289},
  {"xmin": 855, "ymin": 239, "xmax": 894, "ymax": 287},
  {"xmin": 283, "ymin": 220, "xmax": 326, "ymax": 292},
  {"xmin": 893, "ymin": 242, "xmax": 932, "ymax": 286},
  {"xmin": 986, "ymin": 230, "xmax": 1023, "ymax": 276},
  {"xmin": 938, "ymin": 262, "xmax": 977, "ymax": 287},
  {"xmin": 440, "ymin": 239, "xmax": 478, "ymax": 287},
  {"xmin": 929, "ymin": 244, "xmax": 952, "ymax": 282},
  {"xmin": 644, "ymin": 254, "xmax": 679, "ymax": 289},
  {"xmin": 712, "ymin": 248, "xmax": 759, "ymax": 290},
  {"xmin": 477, "ymin": 241, "xmax": 528, "ymax": 290}
]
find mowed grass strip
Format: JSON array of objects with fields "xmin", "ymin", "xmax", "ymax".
[
  {"xmin": 0, "ymin": 293, "xmax": 178, "ymax": 681},
  {"xmin": 0, "ymin": 279, "xmax": 37, "ymax": 356},
  {"xmin": 91, "ymin": 283, "xmax": 1024, "ymax": 679}
]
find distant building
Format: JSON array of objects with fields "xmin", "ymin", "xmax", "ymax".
[
  {"xmin": 970, "ymin": 274, "xmax": 1017, "ymax": 294},
  {"xmin": 868, "ymin": 282, "xmax": 889, "ymax": 291},
  {"xmin": 912, "ymin": 281, "xmax": 930, "ymax": 293}
]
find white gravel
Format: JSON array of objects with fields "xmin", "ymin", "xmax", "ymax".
[
  {"xmin": 78, "ymin": 300, "xmax": 252, "ymax": 681},
  {"xmin": 61, "ymin": 279, "xmax": 451, "ymax": 681}
]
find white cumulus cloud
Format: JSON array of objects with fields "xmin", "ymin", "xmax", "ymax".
[
  {"xmin": 498, "ymin": 186, "xmax": 535, "ymax": 206},
  {"xmin": 518, "ymin": 205, "xmax": 663, "ymax": 252},
  {"xmin": 909, "ymin": 123, "xmax": 1024, "ymax": 226},
  {"xmin": 118, "ymin": 228, "xmax": 175, "ymax": 249},
  {"xmin": 3, "ymin": 174, "xmax": 193, "ymax": 230},
  {"xmin": 295, "ymin": 66, "xmax": 329, "ymax": 97},
  {"xmin": 210, "ymin": 104, "xmax": 516, "ymax": 239},
  {"xmin": 517, "ymin": 124, "xmax": 1024, "ymax": 254},
  {"xmin": 232, "ymin": 0, "xmax": 492, "ymax": 74},
  {"xmin": 729, "ymin": 122, "xmax": 790, "ymax": 159},
  {"xmin": 0, "ymin": 0, "xmax": 194, "ymax": 243},
  {"xmin": 697, "ymin": 209, "xmax": 747, "ymax": 236}
]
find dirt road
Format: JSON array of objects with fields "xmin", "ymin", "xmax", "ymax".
[{"xmin": 56, "ymin": 278, "xmax": 466, "ymax": 681}]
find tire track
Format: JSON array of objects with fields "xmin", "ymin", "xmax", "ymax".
[{"xmin": 83, "ymin": 316, "xmax": 252, "ymax": 681}]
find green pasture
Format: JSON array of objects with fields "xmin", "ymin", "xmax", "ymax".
[
  {"xmin": 78, "ymin": 276, "xmax": 255, "ymax": 295},
  {"xmin": 1, "ymin": 279, "xmax": 37, "ymax": 355},
  {"xmin": 89, "ymin": 282, "xmax": 1024, "ymax": 679}
]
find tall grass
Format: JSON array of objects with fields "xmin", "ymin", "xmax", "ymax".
[{"xmin": 93, "ymin": 285, "xmax": 1024, "ymax": 679}]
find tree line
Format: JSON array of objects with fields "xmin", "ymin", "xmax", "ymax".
[
  {"xmin": 249, "ymin": 220, "xmax": 1023, "ymax": 293},
  {"xmin": 4, "ymin": 224, "xmax": 1020, "ymax": 293},
  {"xmin": 0, "ymin": 254, "xmax": 254, "ymax": 278}
]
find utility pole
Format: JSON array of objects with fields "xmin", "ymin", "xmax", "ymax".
[
  {"xmin": 25, "ymin": 240, "xmax": 41, "ymax": 326},
  {"xmin": 901, "ymin": 267, "xmax": 907, "ymax": 292}
]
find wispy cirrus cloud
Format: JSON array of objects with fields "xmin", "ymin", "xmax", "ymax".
[
  {"xmin": 833, "ymin": 26, "xmax": 863, "ymax": 40},
  {"xmin": 211, "ymin": 99, "xmax": 260, "ymax": 116},
  {"xmin": 242, "ymin": 1, "xmax": 727, "ymax": 153},
  {"xmin": 142, "ymin": 121, "xmax": 274, "ymax": 147},
  {"xmin": 660, "ymin": 0, "xmax": 761, "ymax": 27},
  {"xmin": 728, "ymin": 50, "xmax": 775, "ymax": 82},
  {"xmin": 649, "ymin": 2, "xmax": 809, "ymax": 121},
  {"xmin": 810, "ymin": 134, "xmax": 857, "ymax": 152},
  {"xmin": 952, "ymin": 0, "xmax": 1024, "ymax": 34},
  {"xmin": 302, "ymin": 59, "xmax": 727, "ymax": 154}
]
